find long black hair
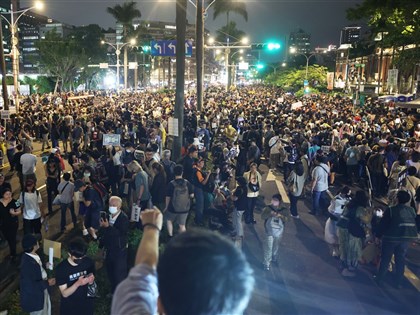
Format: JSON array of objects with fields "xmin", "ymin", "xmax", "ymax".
[{"xmin": 347, "ymin": 190, "xmax": 368, "ymax": 209}]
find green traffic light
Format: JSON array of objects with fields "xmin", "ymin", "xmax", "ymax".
[
  {"xmin": 267, "ymin": 43, "xmax": 280, "ymax": 50},
  {"xmin": 256, "ymin": 63, "xmax": 264, "ymax": 69},
  {"xmin": 142, "ymin": 46, "xmax": 151, "ymax": 52}
]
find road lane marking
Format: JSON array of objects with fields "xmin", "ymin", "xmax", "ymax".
[
  {"xmin": 266, "ymin": 170, "xmax": 290, "ymax": 204},
  {"xmin": 391, "ymin": 256, "xmax": 420, "ymax": 292}
]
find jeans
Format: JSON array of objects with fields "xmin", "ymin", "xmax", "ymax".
[
  {"xmin": 289, "ymin": 194, "xmax": 300, "ymax": 216},
  {"xmin": 194, "ymin": 186, "xmax": 204, "ymax": 224},
  {"xmin": 60, "ymin": 202, "xmax": 77, "ymax": 231},
  {"xmin": 312, "ymin": 190, "xmax": 328, "ymax": 215},
  {"xmin": 263, "ymin": 234, "xmax": 283, "ymax": 267},
  {"xmin": 46, "ymin": 178, "xmax": 59, "ymax": 214},
  {"xmin": 377, "ymin": 240, "xmax": 409, "ymax": 285},
  {"xmin": 6, "ymin": 149, "xmax": 15, "ymax": 170},
  {"xmin": 245, "ymin": 197, "xmax": 257, "ymax": 223},
  {"xmin": 233, "ymin": 209, "xmax": 245, "ymax": 237}
]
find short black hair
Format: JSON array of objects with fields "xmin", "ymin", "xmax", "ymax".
[
  {"xmin": 157, "ymin": 229, "xmax": 254, "ymax": 315},
  {"xmin": 63, "ymin": 172, "xmax": 71, "ymax": 181},
  {"xmin": 397, "ymin": 190, "xmax": 411, "ymax": 204},
  {"xmin": 68, "ymin": 238, "xmax": 87, "ymax": 258},
  {"xmin": 174, "ymin": 164, "xmax": 183, "ymax": 176},
  {"xmin": 407, "ymin": 166, "xmax": 417, "ymax": 176}
]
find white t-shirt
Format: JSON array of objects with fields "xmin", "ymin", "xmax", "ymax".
[
  {"xmin": 312, "ymin": 163, "xmax": 330, "ymax": 192},
  {"xmin": 20, "ymin": 153, "xmax": 37, "ymax": 175},
  {"xmin": 19, "ymin": 191, "xmax": 42, "ymax": 220}
]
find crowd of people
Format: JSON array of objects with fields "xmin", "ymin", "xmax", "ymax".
[{"xmin": 0, "ymin": 85, "xmax": 419, "ymax": 314}]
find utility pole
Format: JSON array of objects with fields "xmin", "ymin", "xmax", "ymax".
[
  {"xmin": 0, "ymin": 18, "xmax": 9, "ymax": 110},
  {"xmin": 174, "ymin": 0, "xmax": 187, "ymax": 161},
  {"xmin": 195, "ymin": 0, "xmax": 204, "ymax": 112}
]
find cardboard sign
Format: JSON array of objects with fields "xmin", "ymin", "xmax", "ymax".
[
  {"xmin": 103, "ymin": 134, "xmax": 121, "ymax": 147},
  {"xmin": 43, "ymin": 239, "xmax": 62, "ymax": 259}
]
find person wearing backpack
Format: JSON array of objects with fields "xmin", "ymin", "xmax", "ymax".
[
  {"xmin": 164, "ymin": 165, "xmax": 194, "ymax": 237},
  {"xmin": 261, "ymin": 194, "xmax": 288, "ymax": 271},
  {"xmin": 19, "ymin": 178, "xmax": 44, "ymax": 235},
  {"xmin": 161, "ymin": 150, "xmax": 176, "ymax": 184}
]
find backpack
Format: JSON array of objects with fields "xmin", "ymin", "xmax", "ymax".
[
  {"xmin": 92, "ymin": 182, "xmax": 108, "ymax": 207},
  {"xmin": 171, "ymin": 179, "xmax": 190, "ymax": 213}
]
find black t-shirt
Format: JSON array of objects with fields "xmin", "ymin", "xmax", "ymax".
[
  {"xmin": 56, "ymin": 258, "xmax": 95, "ymax": 315},
  {"xmin": 182, "ymin": 155, "xmax": 195, "ymax": 183},
  {"xmin": 166, "ymin": 178, "xmax": 193, "ymax": 213},
  {"xmin": 83, "ymin": 187, "xmax": 103, "ymax": 212},
  {"xmin": 0, "ymin": 198, "xmax": 20, "ymax": 226},
  {"xmin": 234, "ymin": 187, "xmax": 248, "ymax": 211},
  {"xmin": 13, "ymin": 152, "xmax": 24, "ymax": 172}
]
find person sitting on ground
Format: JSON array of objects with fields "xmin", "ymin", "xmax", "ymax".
[{"xmin": 112, "ymin": 208, "xmax": 255, "ymax": 315}]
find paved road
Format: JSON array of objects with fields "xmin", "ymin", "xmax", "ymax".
[{"xmin": 243, "ymin": 165, "xmax": 419, "ymax": 315}]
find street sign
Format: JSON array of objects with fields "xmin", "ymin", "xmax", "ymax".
[
  {"xmin": 150, "ymin": 40, "xmax": 193, "ymax": 57},
  {"xmin": 1, "ymin": 110, "xmax": 10, "ymax": 119}
]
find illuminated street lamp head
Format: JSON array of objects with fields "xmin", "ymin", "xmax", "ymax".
[
  {"xmin": 208, "ymin": 37, "xmax": 215, "ymax": 45},
  {"xmin": 290, "ymin": 47, "xmax": 297, "ymax": 54},
  {"xmin": 282, "ymin": 62, "xmax": 287, "ymax": 67},
  {"xmin": 34, "ymin": 1, "xmax": 44, "ymax": 10},
  {"xmin": 239, "ymin": 49, "xmax": 244, "ymax": 53},
  {"xmin": 130, "ymin": 38, "xmax": 136, "ymax": 45},
  {"xmin": 215, "ymin": 49, "xmax": 221, "ymax": 55},
  {"xmin": 241, "ymin": 37, "xmax": 249, "ymax": 45},
  {"xmin": 100, "ymin": 40, "xmax": 105, "ymax": 45}
]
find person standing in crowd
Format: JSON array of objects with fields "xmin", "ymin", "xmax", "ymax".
[
  {"xmin": 182, "ymin": 146, "xmax": 198, "ymax": 183},
  {"xmin": 388, "ymin": 153, "xmax": 407, "ymax": 192},
  {"xmin": 164, "ymin": 165, "xmax": 194, "ymax": 237},
  {"xmin": 127, "ymin": 161, "xmax": 151, "ymax": 211},
  {"xmin": 247, "ymin": 139, "xmax": 261, "ymax": 169},
  {"xmin": 311, "ymin": 156, "xmax": 330, "ymax": 216},
  {"xmin": 99, "ymin": 196, "xmax": 129, "ymax": 295},
  {"xmin": 337, "ymin": 190, "xmax": 369, "ymax": 277},
  {"xmin": 344, "ymin": 141, "xmax": 360, "ymax": 184},
  {"xmin": 5, "ymin": 129, "xmax": 16, "ymax": 171},
  {"xmin": 71, "ymin": 121, "xmax": 84, "ymax": 148},
  {"xmin": 20, "ymin": 146, "xmax": 37, "ymax": 184},
  {"xmin": 287, "ymin": 161, "xmax": 305, "ymax": 219},
  {"xmin": 40, "ymin": 119, "xmax": 50, "ymax": 151},
  {"xmin": 375, "ymin": 190, "xmax": 418, "ymax": 287},
  {"xmin": 325, "ymin": 186, "xmax": 351, "ymax": 257},
  {"xmin": 58, "ymin": 173, "xmax": 76, "ymax": 232},
  {"xmin": 161, "ymin": 150, "xmax": 176, "ymax": 183},
  {"xmin": 13, "ymin": 144, "xmax": 24, "ymax": 189},
  {"xmin": 244, "ymin": 162, "xmax": 262, "ymax": 224},
  {"xmin": 20, "ymin": 234, "xmax": 55, "ymax": 315},
  {"xmin": 283, "ymin": 138, "xmax": 299, "ymax": 180},
  {"xmin": 261, "ymin": 194, "xmax": 288, "ymax": 271},
  {"xmin": 74, "ymin": 180, "xmax": 103, "ymax": 240},
  {"xmin": 192, "ymin": 157, "xmax": 211, "ymax": 226},
  {"xmin": 45, "ymin": 153, "xmax": 61, "ymax": 215},
  {"xmin": 112, "ymin": 209, "xmax": 254, "ymax": 315},
  {"xmin": 367, "ymin": 146, "xmax": 387, "ymax": 197},
  {"xmin": 150, "ymin": 163, "xmax": 167, "ymax": 211},
  {"xmin": 0, "ymin": 173, "xmax": 12, "ymax": 192},
  {"xmin": 0, "ymin": 187, "xmax": 21, "ymax": 261},
  {"xmin": 56, "ymin": 239, "xmax": 95, "ymax": 315},
  {"xmin": 19, "ymin": 179, "xmax": 43, "ymax": 235},
  {"xmin": 232, "ymin": 177, "xmax": 248, "ymax": 240}
]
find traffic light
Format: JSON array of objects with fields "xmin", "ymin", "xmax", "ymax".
[
  {"xmin": 256, "ymin": 63, "xmax": 265, "ymax": 70},
  {"xmin": 141, "ymin": 45, "xmax": 151, "ymax": 53},
  {"xmin": 251, "ymin": 42, "xmax": 281, "ymax": 51}
]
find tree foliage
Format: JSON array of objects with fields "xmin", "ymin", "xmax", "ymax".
[
  {"xmin": 265, "ymin": 65, "xmax": 329, "ymax": 92},
  {"xmin": 212, "ymin": 0, "xmax": 248, "ymax": 25},
  {"xmin": 36, "ymin": 30, "xmax": 86, "ymax": 91},
  {"xmin": 107, "ymin": 1, "xmax": 141, "ymax": 37}
]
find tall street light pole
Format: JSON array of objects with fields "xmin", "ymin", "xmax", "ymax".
[
  {"xmin": 0, "ymin": 1, "xmax": 44, "ymax": 113},
  {"xmin": 101, "ymin": 39, "xmax": 136, "ymax": 93},
  {"xmin": 289, "ymin": 47, "xmax": 316, "ymax": 79},
  {"xmin": 0, "ymin": 18, "xmax": 9, "ymax": 110}
]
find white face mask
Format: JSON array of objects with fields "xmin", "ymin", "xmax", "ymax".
[
  {"xmin": 126, "ymin": 149, "xmax": 131, "ymax": 153},
  {"xmin": 272, "ymin": 201, "xmax": 280, "ymax": 207},
  {"xmin": 84, "ymin": 173, "xmax": 91, "ymax": 178},
  {"xmin": 109, "ymin": 206, "xmax": 118, "ymax": 215}
]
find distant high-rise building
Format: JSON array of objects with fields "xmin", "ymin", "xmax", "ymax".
[
  {"xmin": 340, "ymin": 26, "xmax": 361, "ymax": 46},
  {"xmin": 288, "ymin": 29, "xmax": 311, "ymax": 54}
]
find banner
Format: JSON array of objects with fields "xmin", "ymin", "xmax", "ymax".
[
  {"xmin": 387, "ymin": 69, "xmax": 398, "ymax": 89},
  {"xmin": 327, "ymin": 72, "xmax": 334, "ymax": 90},
  {"xmin": 103, "ymin": 134, "xmax": 121, "ymax": 146}
]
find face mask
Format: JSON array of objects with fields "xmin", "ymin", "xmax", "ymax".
[
  {"xmin": 72, "ymin": 257, "xmax": 83, "ymax": 265},
  {"xmin": 109, "ymin": 206, "xmax": 118, "ymax": 215},
  {"xmin": 272, "ymin": 201, "xmax": 280, "ymax": 207},
  {"xmin": 126, "ymin": 149, "xmax": 131, "ymax": 153},
  {"xmin": 84, "ymin": 173, "xmax": 91, "ymax": 178}
]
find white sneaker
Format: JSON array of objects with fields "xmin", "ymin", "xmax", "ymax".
[
  {"xmin": 332, "ymin": 250, "xmax": 339, "ymax": 257},
  {"xmin": 82, "ymin": 229, "xmax": 88, "ymax": 236}
]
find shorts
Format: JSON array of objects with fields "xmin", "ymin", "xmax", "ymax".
[
  {"xmin": 166, "ymin": 211, "xmax": 188, "ymax": 226},
  {"xmin": 79, "ymin": 202, "xmax": 87, "ymax": 216},
  {"xmin": 85, "ymin": 209, "xmax": 100, "ymax": 230}
]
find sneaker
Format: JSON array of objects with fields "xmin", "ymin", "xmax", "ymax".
[
  {"xmin": 341, "ymin": 269, "xmax": 355, "ymax": 277},
  {"xmin": 264, "ymin": 265, "xmax": 270, "ymax": 271},
  {"xmin": 332, "ymin": 249, "xmax": 339, "ymax": 257},
  {"xmin": 291, "ymin": 215, "xmax": 300, "ymax": 219},
  {"xmin": 82, "ymin": 229, "xmax": 89, "ymax": 236}
]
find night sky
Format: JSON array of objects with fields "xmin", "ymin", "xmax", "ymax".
[{"xmin": 22, "ymin": 0, "xmax": 364, "ymax": 59}]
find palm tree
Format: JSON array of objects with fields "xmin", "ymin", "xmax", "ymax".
[
  {"xmin": 107, "ymin": 1, "xmax": 141, "ymax": 90},
  {"xmin": 213, "ymin": 0, "xmax": 248, "ymax": 26}
]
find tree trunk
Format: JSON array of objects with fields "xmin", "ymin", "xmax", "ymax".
[
  {"xmin": 196, "ymin": 0, "xmax": 204, "ymax": 112},
  {"xmin": 174, "ymin": 0, "xmax": 187, "ymax": 161}
]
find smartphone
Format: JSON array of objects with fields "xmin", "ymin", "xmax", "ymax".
[{"xmin": 100, "ymin": 211, "xmax": 108, "ymax": 221}]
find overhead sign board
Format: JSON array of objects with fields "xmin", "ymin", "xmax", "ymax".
[{"xmin": 151, "ymin": 40, "xmax": 193, "ymax": 57}]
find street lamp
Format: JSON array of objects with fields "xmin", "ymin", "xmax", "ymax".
[
  {"xmin": 289, "ymin": 46, "xmax": 317, "ymax": 79},
  {"xmin": 101, "ymin": 38, "xmax": 136, "ymax": 92},
  {"xmin": 0, "ymin": 1, "xmax": 44, "ymax": 112}
]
